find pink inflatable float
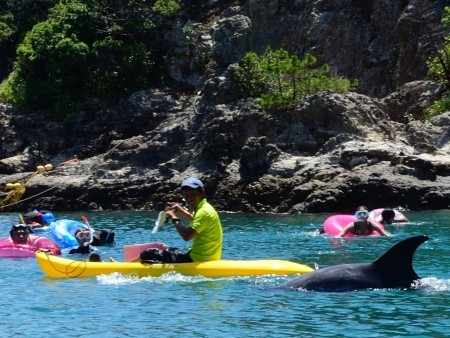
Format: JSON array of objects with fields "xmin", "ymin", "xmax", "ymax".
[
  {"xmin": 322, "ymin": 215, "xmax": 386, "ymax": 237},
  {"xmin": 0, "ymin": 235, "xmax": 61, "ymax": 258}
]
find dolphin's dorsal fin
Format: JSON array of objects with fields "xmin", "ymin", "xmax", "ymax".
[{"xmin": 373, "ymin": 235, "xmax": 428, "ymax": 278}]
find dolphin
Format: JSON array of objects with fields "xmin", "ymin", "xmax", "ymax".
[{"xmin": 280, "ymin": 235, "xmax": 428, "ymax": 292}]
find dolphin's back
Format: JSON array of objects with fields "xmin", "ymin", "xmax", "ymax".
[
  {"xmin": 373, "ymin": 235, "xmax": 428, "ymax": 288},
  {"xmin": 281, "ymin": 263, "xmax": 376, "ymax": 292},
  {"xmin": 280, "ymin": 235, "xmax": 428, "ymax": 292}
]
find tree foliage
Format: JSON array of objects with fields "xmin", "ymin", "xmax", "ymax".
[
  {"xmin": 426, "ymin": 6, "xmax": 450, "ymax": 119},
  {"xmin": 0, "ymin": 0, "xmax": 180, "ymax": 117},
  {"xmin": 427, "ymin": 7, "xmax": 450, "ymax": 86},
  {"xmin": 0, "ymin": 0, "xmax": 57, "ymax": 79},
  {"xmin": 234, "ymin": 47, "xmax": 357, "ymax": 111}
]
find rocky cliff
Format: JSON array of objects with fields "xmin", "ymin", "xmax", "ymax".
[{"xmin": 0, "ymin": 0, "xmax": 449, "ymax": 214}]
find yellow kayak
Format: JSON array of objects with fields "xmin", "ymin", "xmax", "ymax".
[{"xmin": 35, "ymin": 251, "xmax": 314, "ymax": 279}]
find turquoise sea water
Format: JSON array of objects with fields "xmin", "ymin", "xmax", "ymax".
[{"xmin": 0, "ymin": 210, "xmax": 449, "ymax": 337}]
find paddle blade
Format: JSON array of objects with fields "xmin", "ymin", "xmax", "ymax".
[{"xmin": 152, "ymin": 211, "xmax": 167, "ymax": 233}]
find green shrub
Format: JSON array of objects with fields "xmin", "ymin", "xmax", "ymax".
[
  {"xmin": 426, "ymin": 6, "xmax": 450, "ymax": 118},
  {"xmin": 152, "ymin": 0, "xmax": 181, "ymax": 16},
  {"xmin": 234, "ymin": 47, "xmax": 357, "ymax": 110},
  {"xmin": 426, "ymin": 95, "xmax": 450, "ymax": 119},
  {"xmin": 0, "ymin": 0, "xmax": 180, "ymax": 118},
  {"xmin": 0, "ymin": 0, "xmax": 58, "ymax": 80}
]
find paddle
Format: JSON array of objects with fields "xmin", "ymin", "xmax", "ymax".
[
  {"xmin": 151, "ymin": 200, "xmax": 188, "ymax": 233},
  {"xmin": 151, "ymin": 211, "xmax": 167, "ymax": 233}
]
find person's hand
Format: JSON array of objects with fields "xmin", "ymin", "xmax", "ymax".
[
  {"xmin": 165, "ymin": 210, "xmax": 176, "ymax": 220},
  {"xmin": 166, "ymin": 202, "xmax": 193, "ymax": 221},
  {"xmin": 168, "ymin": 203, "xmax": 184, "ymax": 213}
]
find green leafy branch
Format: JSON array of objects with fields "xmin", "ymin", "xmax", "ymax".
[{"xmin": 234, "ymin": 47, "xmax": 357, "ymax": 111}]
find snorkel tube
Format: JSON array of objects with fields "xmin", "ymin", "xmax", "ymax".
[{"xmin": 81, "ymin": 216, "xmax": 94, "ymax": 246}]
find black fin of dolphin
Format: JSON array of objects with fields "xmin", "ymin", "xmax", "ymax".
[{"xmin": 373, "ymin": 235, "xmax": 428, "ymax": 284}]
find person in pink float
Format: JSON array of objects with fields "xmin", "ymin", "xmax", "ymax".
[
  {"xmin": 8, "ymin": 223, "xmax": 62, "ymax": 255},
  {"xmin": 337, "ymin": 206, "xmax": 390, "ymax": 237},
  {"xmin": 10, "ymin": 224, "xmax": 30, "ymax": 244}
]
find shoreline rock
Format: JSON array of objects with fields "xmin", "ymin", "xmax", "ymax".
[{"xmin": 1, "ymin": 89, "xmax": 449, "ymax": 214}]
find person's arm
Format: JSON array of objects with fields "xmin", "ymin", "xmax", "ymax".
[
  {"xmin": 337, "ymin": 223, "xmax": 354, "ymax": 237},
  {"xmin": 171, "ymin": 217, "xmax": 197, "ymax": 241},
  {"xmin": 166, "ymin": 206, "xmax": 196, "ymax": 240},
  {"xmin": 372, "ymin": 224, "xmax": 390, "ymax": 236}
]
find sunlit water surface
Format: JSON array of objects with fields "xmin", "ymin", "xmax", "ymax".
[{"xmin": 0, "ymin": 210, "xmax": 449, "ymax": 337}]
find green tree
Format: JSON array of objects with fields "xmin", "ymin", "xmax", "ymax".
[
  {"xmin": 234, "ymin": 47, "xmax": 357, "ymax": 110},
  {"xmin": 0, "ymin": 0, "xmax": 57, "ymax": 80},
  {"xmin": 427, "ymin": 7, "xmax": 450, "ymax": 88},
  {"xmin": 0, "ymin": 0, "xmax": 180, "ymax": 117},
  {"xmin": 426, "ymin": 6, "xmax": 450, "ymax": 119}
]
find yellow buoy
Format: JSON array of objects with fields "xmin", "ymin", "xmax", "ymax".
[
  {"xmin": 6, "ymin": 183, "xmax": 14, "ymax": 189},
  {"xmin": 44, "ymin": 164, "xmax": 53, "ymax": 171},
  {"xmin": 37, "ymin": 165, "xmax": 45, "ymax": 173},
  {"xmin": 13, "ymin": 183, "xmax": 22, "ymax": 188}
]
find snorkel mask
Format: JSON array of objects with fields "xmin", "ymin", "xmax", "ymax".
[{"xmin": 354, "ymin": 210, "xmax": 369, "ymax": 220}]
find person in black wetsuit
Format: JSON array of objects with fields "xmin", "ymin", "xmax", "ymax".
[{"xmin": 69, "ymin": 227, "xmax": 101, "ymax": 261}]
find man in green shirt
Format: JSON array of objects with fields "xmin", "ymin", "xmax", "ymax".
[{"xmin": 139, "ymin": 177, "xmax": 223, "ymax": 263}]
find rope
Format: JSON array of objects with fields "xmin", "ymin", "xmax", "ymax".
[
  {"xmin": 2, "ymin": 89, "xmax": 199, "ymax": 209},
  {"xmin": 40, "ymin": 250, "xmax": 88, "ymax": 278},
  {"xmin": 0, "ymin": 171, "xmax": 39, "ymax": 209},
  {"xmin": 0, "ymin": 139, "xmax": 127, "ymax": 210},
  {"xmin": 2, "ymin": 186, "xmax": 59, "ymax": 208}
]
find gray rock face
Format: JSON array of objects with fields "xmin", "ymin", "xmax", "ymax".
[
  {"xmin": 1, "ymin": 87, "xmax": 449, "ymax": 213},
  {"xmin": 1, "ymin": 1, "xmax": 450, "ymax": 213}
]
